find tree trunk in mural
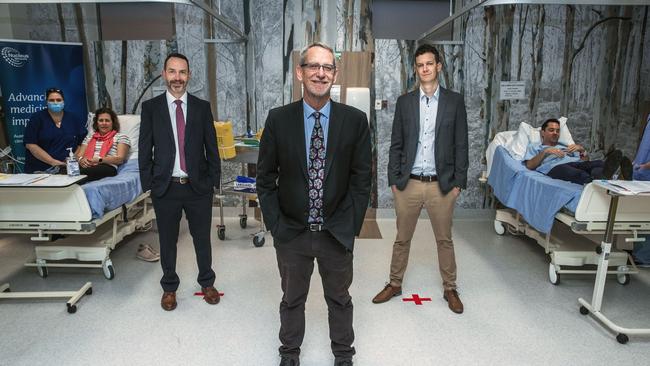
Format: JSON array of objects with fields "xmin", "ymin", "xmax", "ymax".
[
  {"xmin": 205, "ymin": 0, "xmax": 218, "ymax": 118},
  {"xmin": 516, "ymin": 5, "xmax": 529, "ymax": 81},
  {"xmin": 560, "ymin": 5, "xmax": 575, "ymax": 117},
  {"xmin": 397, "ymin": 40, "xmax": 415, "ymax": 92},
  {"xmin": 561, "ymin": 8, "xmax": 631, "ymax": 119},
  {"xmin": 483, "ymin": 6, "xmax": 495, "ymax": 140},
  {"xmin": 633, "ymin": 7, "xmax": 647, "ymax": 127},
  {"xmin": 73, "ymin": 4, "xmax": 96, "ymax": 111},
  {"xmin": 56, "ymin": 4, "xmax": 66, "ymax": 42},
  {"xmin": 591, "ymin": 7, "xmax": 632, "ymax": 152},
  {"xmin": 343, "ymin": 0, "xmax": 354, "ymax": 51},
  {"xmin": 495, "ymin": 5, "xmax": 514, "ymax": 132},
  {"xmin": 528, "ymin": 5, "xmax": 545, "ymax": 123},
  {"xmin": 120, "ymin": 41, "xmax": 127, "ymax": 114}
]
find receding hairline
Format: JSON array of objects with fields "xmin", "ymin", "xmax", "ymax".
[{"xmin": 299, "ymin": 42, "xmax": 336, "ymax": 66}]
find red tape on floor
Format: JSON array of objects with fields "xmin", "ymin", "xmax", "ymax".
[
  {"xmin": 402, "ymin": 294, "xmax": 431, "ymax": 305},
  {"xmin": 194, "ymin": 292, "xmax": 225, "ymax": 296}
]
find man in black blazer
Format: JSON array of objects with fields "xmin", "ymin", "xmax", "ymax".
[
  {"xmin": 372, "ymin": 44, "xmax": 469, "ymax": 314},
  {"xmin": 139, "ymin": 53, "xmax": 221, "ymax": 311},
  {"xmin": 257, "ymin": 43, "xmax": 371, "ymax": 366}
]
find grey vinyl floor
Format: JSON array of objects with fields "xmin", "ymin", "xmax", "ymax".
[{"xmin": 1, "ymin": 209, "xmax": 649, "ymax": 366}]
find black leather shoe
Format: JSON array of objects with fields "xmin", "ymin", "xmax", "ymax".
[
  {"xmin": 279, "ymin": 356, "xmax": 299, "ymax": 366},
  {"xmin": 334, "ymin": 358, "xmax": 353, "ymax": 366}
]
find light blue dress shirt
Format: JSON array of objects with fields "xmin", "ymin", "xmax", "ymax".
[
  {"xmin": 524, "ymin": 142, "xmax": 581, "ymax": 174},
  {"xmin": 411, "ymin": 87, "xmax": 439, "ymax": 176}
]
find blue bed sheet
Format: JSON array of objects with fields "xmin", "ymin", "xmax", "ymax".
[
  {"xmin": 488, "ymin": 146, "xmax": 582, "ymax": 234},
  {"xmin": 81, "ymin": 159, "xmax": 143, "ymax": 219}
]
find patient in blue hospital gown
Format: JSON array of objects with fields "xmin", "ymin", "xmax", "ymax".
[{"xmin": 632, "ymin": 114, "xmax": 650, "ymax": 265}]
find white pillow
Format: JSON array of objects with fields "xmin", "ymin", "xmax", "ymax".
[
  {"xmin": 117, "ymin": 114, "xmax": 140, "ymax": 160},
  {"xmin": 505, "ymin": 117, "xmax": 575, "ymax": 160}
]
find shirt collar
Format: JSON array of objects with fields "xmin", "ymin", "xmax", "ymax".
[
  {"xmin": 303, "ymin": 100, "xmax": 331, "ymax": 121},
  {"xmin": 166, "ymin": 91, "xmax": 188, "ymax": 106},
  {"xmin": 419, "ymin": 85, "xmax": 440, "ymax": 103}
]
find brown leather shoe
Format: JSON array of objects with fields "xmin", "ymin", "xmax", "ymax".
[
  {"xmin": 161, "ymin": 291, "xmax": 177, "ymax": 311},
  {"xmin": 372, "ymin": 283, "xmax": 402, "ymax": 304},
  {"xmin": 202, "ymin": 286, "xmax": 221, "ymax": 305},
  {"xmin": 443, "ymin": 289, "xmax": 464, "ymax": 314}
]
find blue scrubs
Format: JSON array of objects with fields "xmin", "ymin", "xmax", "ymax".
[
  {"xmin": 23, "ymin": 109, "xmax": 87, "ymax": 173},
  {"xmin": 633, "ymin": 117, "xmax": 650, "ymax": 181}
]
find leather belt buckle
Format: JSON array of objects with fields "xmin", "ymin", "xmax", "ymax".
[
  {"xmin": 308, "ymin": 223, "xmax": 324, "ymax": 232},
  {"xmin": 173, "ymin": 177, "xmax": 190, "ymax": 184},
  {"xmin": 410, "ymin": 174, "xmax": 437, "ymax": 182}
]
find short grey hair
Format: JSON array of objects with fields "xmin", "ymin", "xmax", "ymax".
[{"xmin": 299, "ymin": 42, "xmax": 336, "ymax": 66}]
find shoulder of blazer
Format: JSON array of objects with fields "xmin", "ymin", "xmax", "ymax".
[
  {"xmin": 397, "ymin": 89, "xmax": 418, "ymax": 104},
  {"xmin": 142, "ymin": 93, "xmax": 167, "ymax": 109},
  {"xmin": 439, "ymin": 86, "xmax": 463, "ymax": 102},
  {"xmin": 268, "ymin": 100, "xmax": 302, "ymax": 120}
]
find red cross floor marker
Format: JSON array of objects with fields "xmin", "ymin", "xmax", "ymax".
[
  {"xmin": 402, "ymin": 294, "xmax": 431, "ymax": 305},
  {"xmin": 194, "ymin": 292, "xmax": 225, "ymax": 297}
]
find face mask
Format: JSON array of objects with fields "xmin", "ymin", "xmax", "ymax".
[{"xmin": 47, "ymin": 102, "xmax": 64, "ymax": 113}]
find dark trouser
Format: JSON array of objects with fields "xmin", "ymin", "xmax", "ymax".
[
  {"xmin": 547, "ymin": 160, "xmax": 604, "ymax": 185},
  {"xmin": 80, "ymin": 164, "xmax": 117, "ymax": 182},
  {"xmin": 151, "ymin": 182, "xmax": 215, "ymax": 292},
  {"xmin": 276, "ymin": 231, "xmax": 355, "ymax": 360}
]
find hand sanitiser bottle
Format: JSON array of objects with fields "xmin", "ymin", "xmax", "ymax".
[{"xmin": 66, "ymin": 147, "xmax": 80, "ymax": 176}]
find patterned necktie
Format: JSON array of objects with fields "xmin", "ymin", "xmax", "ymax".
[
  {"xmin": 308, "ymin": 112, "xmax": 325, "ymax": 223},
  {"xmin": 174, "ymin": 100, "xmax": 187, "ymax": 172}
]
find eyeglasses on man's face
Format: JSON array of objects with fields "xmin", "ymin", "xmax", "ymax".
[{"xmin": 301, "ymin": 63, "xmax": 336, "ymax": 74}]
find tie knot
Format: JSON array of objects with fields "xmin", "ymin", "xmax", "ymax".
[
  {"xmin": 174, "ymin": 99, "xmax": 183, "ymax": 107},
  {"xmin": 312, "ymin": 111, "xmax": 321, "ymax": 120}
]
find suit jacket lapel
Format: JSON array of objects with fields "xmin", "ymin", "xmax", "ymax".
[
  {"xmin": 324, "ymin": 101, "xmax": 342, "ymax": 181},
  {"xmin": 184, "ymin": 94, "xmax": 195, "ymax": 145},
  {"xmin": 435, "ymin": 87, "xmax": 447, "ymax": 139},
  {"xmin": 158, "ymin": 93, "xmax": 175, "ymax": 144},
  {"xmin": 295, "ymin": 102, "xmax": 308, "ymax": 180}
]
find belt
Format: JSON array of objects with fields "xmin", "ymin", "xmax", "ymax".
[
  {"xmin": 409, "ymin": 174, "xmax": 437, "ymax": 182},
  {"xmin": 171, "ymin": 176, "xmax": 190, "ymax": 184},
  {"xmin": 308, "ymin": 223, "xmax": 325, "ymax": 232}
]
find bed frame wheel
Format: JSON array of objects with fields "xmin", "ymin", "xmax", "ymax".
[
  {"xmin": 494, "ymin": 220, "xmax": 505, "ymax": 235},
  {"xmin": 616, "ymin": 333, "xmax": 629, "ymax": 344},
  {"xmin": 37, "ymin": 265, "xmax": 48, "ymax": 278},
  {"xmin": 217, "ymin": 227, "xmax": 226, "ymax": 240},
  {"xmin": 240, "ymin": 216, "xmax": 248, "ymax": 229},
  {"xmin": 617, "ymin": 273, "xmax": 630, "ymax": 286},
  {"xmin": 67, "ymin": 303, "xmax": 77, "ymax": 314},
  {"xmin": 102, "ymin": 260, "xmax": 115, "ymax": 280},
  {"xmin": 253, "ymin": 234, "xmax": 265, "ymax": 247},
  {"xmin": 548, "ymin": 263, "xmax": 560, "ymax": 285},
  {"xmin": 579, "ymin": 306, "xmax": 589, "ymax": 315},
  {"xmin": 85, "ymin": 287, "xmax": 93, "ymax": 295}
]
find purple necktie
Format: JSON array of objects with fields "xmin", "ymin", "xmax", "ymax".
[
  {"xmin": 174, "ymin": 99, "xmax": 186, "ymax": 172},
  {"xmin": 308, "ymin": 112, "xmax": 325, "ymax": 223}
]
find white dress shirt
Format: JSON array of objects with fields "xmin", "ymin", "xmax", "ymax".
[{"xmin": 166, "ymin": 91, "xmax": 188, "ymax": 178}]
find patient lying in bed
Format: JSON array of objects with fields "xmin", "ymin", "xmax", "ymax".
[{"xmin": 524, "ymin": 118, "xmax": 632, "ymax": 185}]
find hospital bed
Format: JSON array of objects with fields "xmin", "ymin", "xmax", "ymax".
[
  {"xmin": 486, "ymin": 124, "xmax": 650, "ymax": 285},
  {"xmin": 0, "ymin": 115, "xmax": 154, "ymax": 280}
]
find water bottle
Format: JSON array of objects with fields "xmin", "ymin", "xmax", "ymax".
[{"xmin": 66, "ymin": 147, "xmax": 80, "ymax": 177}]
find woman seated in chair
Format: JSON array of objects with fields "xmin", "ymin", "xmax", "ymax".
[{"xmin": 75, "ymin": 107, "xmax": 131, "ymax": 182}]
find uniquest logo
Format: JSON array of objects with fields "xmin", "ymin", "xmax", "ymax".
[{"xmin": 1, "ymin": 47, "xmax": 30, "ymax": 67}]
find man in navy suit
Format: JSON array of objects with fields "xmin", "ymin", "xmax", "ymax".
[
  {"xmin": 139, "ymin": 53, "xmax": 221, "ymax": 311},
  {"xmin": 257, "ymin": 43, "xmax": 371, "ymax": 366},
  {"xmin": 372, "ymin": 44, "xmax": 469, "ymax": 314}
]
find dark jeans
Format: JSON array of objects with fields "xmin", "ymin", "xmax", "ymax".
[
  {"xmin": 80, "ymin": 163, "xmax": 117, "ymax": 182},
  {"xmin": 151, "ymin": 182, "xmax": 215, "ymax": 292},
  {"xmin": 547, "ymin": 160, "xmax": 604, "ymax": 185},
  {"xmin": 276, "ymin": 231, "xmax": 355, "ymax": 360}
]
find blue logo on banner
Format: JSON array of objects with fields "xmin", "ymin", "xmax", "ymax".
[{"xmin": 0, "ymin": 40, "xmax": 88, "ymax": 171}]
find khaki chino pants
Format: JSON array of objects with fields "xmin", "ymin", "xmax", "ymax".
[{"xmin": 389, "ymin": 179, "xmax": 458, "ymax": 290}]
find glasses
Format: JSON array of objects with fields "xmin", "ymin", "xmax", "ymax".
[{"xmin": 301, "ymin": 63, "xmax": 336, "ymax": 74}]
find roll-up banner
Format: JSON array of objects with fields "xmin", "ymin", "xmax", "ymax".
[{"xmin": 0, "ymin": 39, "xmax": 87, "ymax": 169}]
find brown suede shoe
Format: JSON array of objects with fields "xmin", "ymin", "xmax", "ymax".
[
  {"xmin": 161, "ymin": 291, "xmax": 177, "ymax": 311},
  {"xmin": 443, "ymin": 289, "xmax": 464, "ymax": 314},
  {"xmin": 202, "ymin": 286, "xmax": 221, "ymax": 305},
  {"xmin": 372, "ymin": 283, "xmax": 402, "ymax": 304}
]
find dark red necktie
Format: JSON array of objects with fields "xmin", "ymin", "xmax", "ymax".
[{"xmin": 174, "ymin": 99, "xmax": 186, "ymax": 172}]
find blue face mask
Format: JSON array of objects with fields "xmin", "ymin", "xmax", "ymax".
[{"xmin": 47, "ymin": 102, "xmax": 64, "ymax": 113}]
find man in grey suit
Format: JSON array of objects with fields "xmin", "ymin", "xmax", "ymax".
[{"xmin": 372, "ymin": 44, "xmax": 468, "ymax": 314}]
